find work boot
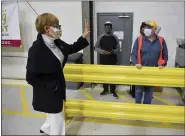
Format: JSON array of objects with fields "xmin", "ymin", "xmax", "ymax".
[
  {"xmin": 100, "ymin": 90, "xmax": 109, "ymax": 96},
  {"xmin": 110, "ymin": 91, "xmax": 119, "ymax": 99},
  {"xmin": 112, "ymin": 92, "xmax": 119, "ymax": 99}
]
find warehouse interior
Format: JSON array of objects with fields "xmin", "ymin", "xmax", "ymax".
[{"xmin": 1, "ymin": 1, "xmax": 185, "ymax": 135}]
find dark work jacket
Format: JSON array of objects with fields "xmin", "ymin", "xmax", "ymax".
[
  {"xmin": 131, "ymin": 35, "xmax": 168, "ymax": 66},
  {"xmin": 26, "ymin": 33, "xmax": 89, "ymax": 113}
]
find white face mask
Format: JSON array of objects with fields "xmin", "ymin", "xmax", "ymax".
[
  {"xmin": 144, "ymin": 28, "xmax": 152, "ymax": 37},
  {"xmin": 49, "ymin": 27, "xmax": 62, "ymax": 39}
]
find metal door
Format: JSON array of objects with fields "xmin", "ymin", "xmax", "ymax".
[{"xmin": 97, "ymin": 13, "xmax": 133, "ymax": 65}]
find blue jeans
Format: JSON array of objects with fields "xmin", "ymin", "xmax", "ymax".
[{"xmin": 135, "ymin": 85, "xmax": 154, "ymax": 104}]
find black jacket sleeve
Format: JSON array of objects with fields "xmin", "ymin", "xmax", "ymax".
[{"xmin": 65, "ymin": 36, "xmax": 89, "ymax": 54}]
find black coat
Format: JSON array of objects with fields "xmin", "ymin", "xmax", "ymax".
[{"xmin": 26, "ymin": 33, "xmax": 89, "ymax": 113}]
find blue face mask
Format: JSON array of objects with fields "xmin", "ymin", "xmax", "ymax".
[{"xmin": 144, "ymin": 28, "xmax": 152, "ymax": 37}]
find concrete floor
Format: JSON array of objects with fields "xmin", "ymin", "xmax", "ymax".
[{"xmin": 2, "ymin": 79, "xmax": 185, "ymax": 135}]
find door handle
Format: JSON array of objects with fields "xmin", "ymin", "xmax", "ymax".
[{"xmin": 119, "ymin": 15, "xmax": 129, "ymax": 18}]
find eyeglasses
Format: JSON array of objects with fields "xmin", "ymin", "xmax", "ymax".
[
  {"xmin": 105, "ymin": 24, "xmax": 112, "ymax": 28},
  {"xmin": 52, "ymin": 24, "xmax": 61, "ymax": 30}
]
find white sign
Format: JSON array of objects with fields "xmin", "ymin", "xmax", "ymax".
[
  {"xmin": 113, "ymin": 31, "xmax": 124, "ymax": 40},
  {"xmin": 2, "ymin": 2, "xmax": 21, "ymax": 47}
]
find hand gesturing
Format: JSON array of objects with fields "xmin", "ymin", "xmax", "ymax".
[{"xmin": 82, "ymin": 19, "xmax": 90, "ymax": 38}]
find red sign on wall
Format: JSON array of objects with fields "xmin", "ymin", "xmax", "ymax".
[
  {"xmin": 2, "ymin": 3, "xmax": 22, "ymax": 47},
  {"xmin": 1, "ymin": 40, "xmax": 21, "ymax": 47}
]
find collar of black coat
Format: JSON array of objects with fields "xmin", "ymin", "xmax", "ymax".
[
  {"xmin": 36, "ymin": 33, "xmax": 61, "ymax": 47},
  {"xmin": 26, "ymin": 33, "xmax": 63, "ymax": 74}
]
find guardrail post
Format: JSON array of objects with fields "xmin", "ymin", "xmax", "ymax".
[{"xmin": 63, "ymin": 101, "xmax": 72, "ymax": 125}]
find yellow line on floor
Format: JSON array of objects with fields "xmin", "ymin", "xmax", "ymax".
[
  {"xmin": 2, "ymin": 83, "xmax": 20, "ymax": 87},
  {"xmin": 2, "ymin": 83, "xmax": 30, "ymax": 87},
  {"xmin": 26, "ymin": 112, "xmax": 46, "ymax": 118},
  {"xmin": 2, "ymin": 109, "xmax": 73, "ymax": 125},
  {"xmin": 20, "ymin": 86, "xmax": 29, "ymax": 114},
  {"xmin": 73, "ymin": 117, "xmax": 184, "ymax": 130},
  {"xmin": 2, "ymin": 109, "xmax": 184, "ymax": 130},
  {"xmin": 116, "ymin": 91, "xmax": 129, "ymax": 95},
  {"xmin": 2, "ymin": 110, "xmax": 25, "ymax": 116},
  {"xmin": 65, "ymin": 117, "xmax": 73, "ymax": 125},
  {"xmin": 2, "ymin": 109, "xmax": 46, "ymax": 118},
  {"xmin": 92, "ymin": 89, "xmax": 133, "ymax": 103},
  {"xmin": 92, "ymin": 89, "xmax": 129, "ymax": 95},
  {"xmin": 154, "ymin": 91, "xmax": 181, "ymax": 97},
  {"xmin": 79, "ymin": 89, "xmax": 94, "ymax": 100},
  {"xmin": 117, "ymin": 92, "xmax": 134, "ymax": 103},
  {"xmin": 153, "ymin": 95, "xmax": 175, "ymax": 106},
  {"xmin": 154, "ymin": 93, "xmax": 180, "ymax": 97}
]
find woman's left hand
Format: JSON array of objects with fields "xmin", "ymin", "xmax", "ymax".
[{"xmin": 82, "ymin": 19, "xmax": 90, "ymax": 38}]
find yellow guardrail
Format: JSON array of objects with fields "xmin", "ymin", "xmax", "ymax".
[
  {"xmin": 63, "ymin": 64, "xmax": 185, "ymax": 87},
  {"xmin": 2, "ymin": 64, "xmax": 185, "ymax": 125},
  {"xmin": 65, "ymin": 99, "xmax": 184, "ymax": 124}
]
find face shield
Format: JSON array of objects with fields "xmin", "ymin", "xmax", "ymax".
[{"xmin": 155, "ymin": 25, "xmax": 161, "ymax": 35}]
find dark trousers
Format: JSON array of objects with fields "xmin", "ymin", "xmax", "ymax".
[
  {"xmin": 129, "ymin": 85, "xmax": 135, "ymax": 98},
  {"xmin": 103, "ymin": 84, "xmax": 116, "ymax": 93},
  {"xmin": 100, "ymin": 55, "xmax": 117, "ymax": 93}
]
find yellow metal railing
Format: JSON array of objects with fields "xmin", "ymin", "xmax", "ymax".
[
  {"xmin": 63, "ymin": 64, "xmax": 185, "ymax": 87},
  {"xmin": 63, "ymin": 64, "xmax": 184, "ymax": 124},
  {"xmin": 65, "ymin": 99, "xmax": 184, "ymax": 124}
]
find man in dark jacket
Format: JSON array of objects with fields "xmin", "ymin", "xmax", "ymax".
[
  {"xmin": 130, "ymin": 21, "xmax": 162, "ymax": 98},
  {"xmin": 95, "ymin": 21, "xmax": 120, "ymax": 99}
]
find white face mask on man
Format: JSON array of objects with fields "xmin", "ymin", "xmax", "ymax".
[
  {"xmin": 49, "ymin": 27, "xmax": 62, "ymax": 39},
  {"xmin": 143, "ymin": 28, "xmax": 152, "ymax": 37}
]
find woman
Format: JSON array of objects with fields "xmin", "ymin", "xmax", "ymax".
[{"xmin": 26, "ymin": 13, "xmax": 89, "ymax": 135}]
